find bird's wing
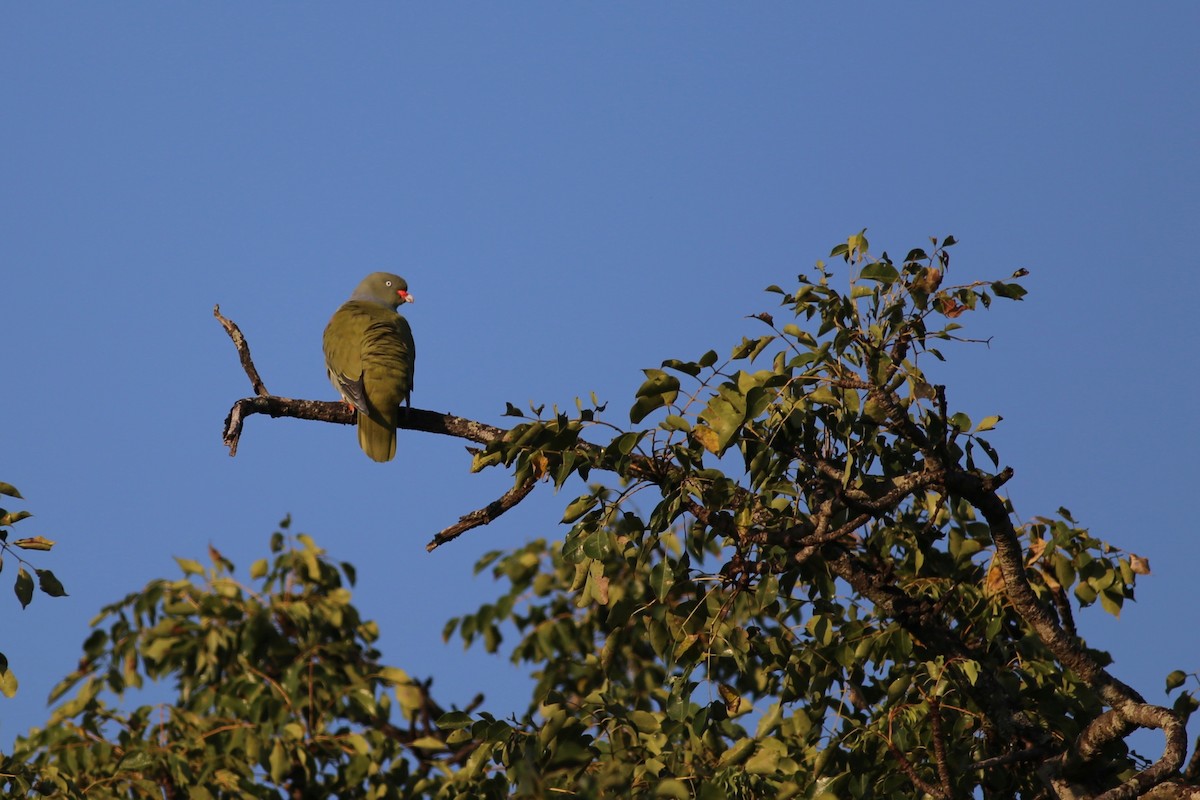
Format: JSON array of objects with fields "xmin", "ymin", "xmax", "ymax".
[{"xmin": 323, "ymin": 303, "xmax": 372, "ymax": 411}]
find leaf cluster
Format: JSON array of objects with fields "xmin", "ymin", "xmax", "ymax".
[
  {"xmin": 5, "ymin": 518, "xmax": 457, "ymax": 799},
  {"xmin": 0, "ymin": 481, "xmax": 67, "ymax": 700}
]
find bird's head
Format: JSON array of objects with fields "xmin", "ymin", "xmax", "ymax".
[{"xmin": 350, "ymin": 272, "xmax": 415, "ymax": 309}]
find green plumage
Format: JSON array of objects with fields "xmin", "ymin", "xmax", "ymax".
[{"xmin": 323, "ymin": 273, "xmax": 415, "ymax": 462}]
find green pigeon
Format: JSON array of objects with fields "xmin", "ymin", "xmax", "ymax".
[{"xmin": 323, "ymin": 273, "xmax": 416, "ymax": 462}]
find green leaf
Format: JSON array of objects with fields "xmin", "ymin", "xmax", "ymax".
[
  {"xmin": 1166, "ymin": 670, "xmax": 1188, "ymax": 692},
  {"xmin": 655, "ymin": 779, "xmax": 690, "ymax": 799},
  {"xmin": 991, "ymin": 280, "xmax": 1028, "ymax": 300},
  {"xmin": 561, "ymin": 495, "xmax": 598, "ymax": 524},
  {"xmin": 268, "ymin": 740, "xmax": 288, "ymax": 782},
  {"xmin": 36, "ymin": 569, "xmax": 67, "ymax": 597},
  {"xmin": 978, "ymin": 437, "xmax": 1000, "ymax": 467},
  {"xmin": 949, "ymin": 412, "xmax": 972, "ymax": 431},
  {"xmin": 175, "ymin": 557, "xmax": 205, "ymax": 576},
  {"xmin": 1099, "ymin": 588, "xmax": 1123, "ymax": 617},
  {"xmin": 1054, "ymin": 554, "xmax": 1075, "ymax": 589},
  {"xmin": 887, "ymin": 674, "xmax": 912, "ymax": 703},
  {"xmin": 745, "ymin": 738, "xmax": 784, "ymax": 774},
  {"xmin": 859, "ymin": 261, "xmax": 899, "ymax": 284},
  {"xmin": 0, "ymin": 511, "xmax": 33, "ymax": 527},
  {"xmin": 808, "ymin": 386, "xmax": 838, "ymax": 406},
  {"xmin": 249, "ymin": 558, "xmax": 268, "ymax": 579},
  {"xmin": 0, "ymin": 483, "xmax": 23, "ymax": 499},
  {"xmin": 698, "ymin": 385, "xmax": 748, "ymax": 454},
  {"xmin": 649, "ymin": 561, "xmax": 674, "ymax": 603},
  {"xmin": 718, "ymin": 737, "xmax": 756, "ymax": 767},
  {"xmin": 661, "ymin": 358, "xmax": 701, "ymax": 377},
  {"xmin": 437, "ymin": 711, "xmax": 474, "ymax": 730},
  {"xmin": 731, "ymin": 335, "xmax": 775, "ymax": 362},
  {"xmin": 117, "ymin": 750, "xmax": 155, "ymax": 772},
  {"xmin": 1074, "ymin": 582, "xmax": 1097, "ymax": 605},
  {"xmin": 661, "ymin": 414, "xmax": 691, "ymax": 432},
  {"xmin": 629, "ymin": 710, "xmax": 661, "ymax": 733},
  {"xmin": 806, "ymin": 615, "xmax": 833, "ymax": 646},
  {"xmin": 755, "ymin": 703, "xmax": 783, "ymax": 738},
  {"xmin": 0, "ymin": 665, "xmax": 16, "ymax": 698},
  {"xmin": 14, "ymin": 567, "xmax": 33, "ymax": 608},
  {"xmin": 630, "ymin": 369, "xmax": 681, "ymax": 423}
]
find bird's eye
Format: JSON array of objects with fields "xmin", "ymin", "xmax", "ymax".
[{"xmin": 385, "ymin": 280, "xmax": 393, "ymax": 287}]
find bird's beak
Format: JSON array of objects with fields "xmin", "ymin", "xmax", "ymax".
[{"xmin": 399, "ymin": 290, "xmax": 414, "ymax": 303}]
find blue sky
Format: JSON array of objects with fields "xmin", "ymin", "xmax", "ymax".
[{"xmin": 3, "ymin": 4, "xmax": 1198, "ymax": 758}]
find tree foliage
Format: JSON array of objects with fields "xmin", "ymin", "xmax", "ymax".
[
  {"xmin": 0, "ymin": 481, "xmax": 67, "ymax": 699},
  {"xmin": 7, "ymin": 520, "xmax": 461, "ymax": 799},
  {"xmin": 6, "ymin": 234, "xmax": 1199, "ymax": 799}
]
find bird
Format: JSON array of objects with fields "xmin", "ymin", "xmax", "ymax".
[{"xmin": 322, "ymin": 273, "xmax": 416, "ymax": 462}]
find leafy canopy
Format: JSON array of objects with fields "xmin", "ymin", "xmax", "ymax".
[{"xmin": 6, "ymin": 234, "xmax": 1196, "ymax": 799}]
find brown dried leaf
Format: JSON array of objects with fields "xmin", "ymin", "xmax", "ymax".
[{"xmin": 984, "ymin": 559, "xmax": 1006, "ymax": 596}]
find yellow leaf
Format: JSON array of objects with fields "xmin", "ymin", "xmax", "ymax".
[
  {"xmin": 529, "ymin": 452, "xmax": 549, "ymax": 480},
  {"xmin": 0, "ymin": 667, "xmax": 17, "ymax": 698},
  {"xmin": 719, "ymin": 682, "xmax": 752, "ymax": 716},
  {"xmin": 410, "ymin": 736, "xmax": 448, "ymax": 751},
  {"xmin": 692, "ymin": 425, "xmax": 721, "ymax": 454},
  {"xmin": 975, "ymin": 415, "xmax": 1002, "ymax": 432},
  {"xmin": 13, "ymin": 536, "xmax": 55, "ymax": 551},
  {"xmin": 1039, "ymin": 563, "xmax": 1061, "ymax": 592},
  {"xmin": 1025, "ymin": 536, "xmax": 1047, "ymax": 566},
  {"xmin": 984, "ymin": 560, "xmax": 1006, "ymax": 596}
]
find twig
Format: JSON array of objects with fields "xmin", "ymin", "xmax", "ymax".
[
  {"xmin": 426, "ymin": 479, "xmax": 537, "ymax": 552},
  {"xmin": 214, "ymin": 305, "xmax": 270, "ymax": 397},
  {"xmin": 968, "ymin": 745, "xmax": 1052, "ymax": 771}
]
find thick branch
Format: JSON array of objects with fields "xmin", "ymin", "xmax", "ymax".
[{"xmin": 948, "ymin": 468, "xmax": 1187, "ymax": 797}]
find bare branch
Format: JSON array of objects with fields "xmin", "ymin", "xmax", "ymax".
[
  {"xmin": 214, "ymin": 305, "xmax": 270, "ymax": 397},
  {"xmin": 426, "ymin": 479, "xmax": 538, "ymax": 552}
]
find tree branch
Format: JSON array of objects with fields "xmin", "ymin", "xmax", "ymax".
[
  {"xmin": 930, "ymin": 698, "xmax": 955, "ymax": 799},
  {"xmin": 426, "ymin": 479, "xmax": 537, "ymax": 552},
  {"xmin": 214, "ymin": 305, "xmax": 270, "ymax": 397},
  {"xmin": 216, "ymin": 309, "xmax": 528, "ymax": 545},
  {"xmin": 947, "ymin": 468, "xmax": 1188, "ymax": 797}
]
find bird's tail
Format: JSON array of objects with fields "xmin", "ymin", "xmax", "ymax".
[{"xmin": 357, "ymin": 410, "xmax": 397, "ymax": 462}]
